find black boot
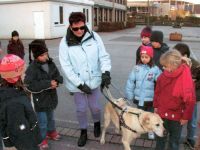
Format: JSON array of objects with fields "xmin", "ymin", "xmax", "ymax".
[
  {"xmin": 78, "ymin": 129, "xmax": 87, "ymax": 147},
  {"xmin": 94, "ymin": 121, "xmax": 101, "ymax": 137}
]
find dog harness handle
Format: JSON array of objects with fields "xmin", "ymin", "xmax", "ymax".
[{"xmin": 119, "ymin": 111, "xmax": 138, "ymax": 133}]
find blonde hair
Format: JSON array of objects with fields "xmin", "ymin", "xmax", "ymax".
[{"xmin": 160, "ymin": 50, "xmax": 182, "ymax": 69}]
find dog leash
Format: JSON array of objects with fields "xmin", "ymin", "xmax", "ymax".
[
  {"xmin": 101, "ymin": 87, "xmax": 125, "ymax": 111},
  {"xmin": 23, "ymin": 85, "xmax": 52, "ymax": 94},
  {"xmin": 110, "ymin": 83, "xmax": 132, "ymax": 106},
  {"xmin": 101, "ymin": 86, "xmax": 140, "ymax": 116},
  {"xmin": 101, "ymin": 87, "xmax": 147, "ymax": 133}
]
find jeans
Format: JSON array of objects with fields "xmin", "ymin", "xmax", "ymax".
[
  {"xmin": 36, "ymin": 111, "xmax": 56, "ymax": 140},
  {"xmin": 187, "ymin": 103, "xmax": 198, "ymax": 142},
  {"xmin": 156, "ymin": 119, "xmax": 182, "ymax": 150},
  {"xmin": 74, "ymin": 88, "xmax": 101, "ymax": 129}
]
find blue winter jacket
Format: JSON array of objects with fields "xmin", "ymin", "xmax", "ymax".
[
  {"xmin": 59, "ymin": 29, "xmax": 111, "ymax": 92},
  {"xmin": 125, "ymin": 64, "xmax": 161, "ymax": 106}
]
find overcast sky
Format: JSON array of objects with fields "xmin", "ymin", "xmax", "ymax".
[{"xmin": 128, "ymin": 0, "xmax": 200, "ymax": 4}]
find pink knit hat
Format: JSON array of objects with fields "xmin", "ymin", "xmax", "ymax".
[
  {"xmin": 0, "ymin": 54, "xmax": 25, "ymax": 83},
  {"xmin": 140, "ymin": 45, "xmax": 154, "ymax": 58}
]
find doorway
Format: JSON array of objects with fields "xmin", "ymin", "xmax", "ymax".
[{"xmin": 33, "ymin": 11, "xmax": 45, "ymax": 39}]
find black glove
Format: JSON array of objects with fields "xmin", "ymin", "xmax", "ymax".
[
  {"xmin": 78, "ymin": 83, "xmax": 92, "ymax": 94},
  {"xmin": 3, "ymin": 137, "xmax": 14, "ymax": 147},
  {"xmin": 101, "ymin": 71, "xmax": 111, "ymax": 90}
]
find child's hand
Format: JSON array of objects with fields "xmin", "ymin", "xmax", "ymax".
[
  {"xmin": 181, "ymin": 57, "xmax": 192, "ymax": 68},
  {"xmin": 180, "ymin": 119, "xmax": 188, "ymax": 125},
  {"xmin": 51, "ymin": 80, "xmax": 58, "ymax": 89}
]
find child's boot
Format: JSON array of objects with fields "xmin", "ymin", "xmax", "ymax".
[
  {"xmin": 46, "ymin": 130, "xmax": 61, "ymax": 141},
  {"xmin": 39, "ymin": 139, "xmax": 48, "ymax": 150}
]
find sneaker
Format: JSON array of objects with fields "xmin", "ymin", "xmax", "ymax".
[
  {"xmin": 46, "ymin": 131, "xmax": 61, "ymax": 141},
  {"xmin": 148, "ymin": 132, "xmax": 155, "ymax": 140},
  {"xmin": 184, "ymin": 139, "xmax": 195, "ymax": 150},
  {"xmin": 39, "ymin": 139, "xmax": 49, "ymax": 150}
]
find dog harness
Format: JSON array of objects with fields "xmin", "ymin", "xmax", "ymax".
[
  {"xmin": 119, "ymin": 110, "xmax": 145, "ymax": 133},
  {"xmin": 101, "ymin": 87, "xmax": 146, "ymax": 134}
]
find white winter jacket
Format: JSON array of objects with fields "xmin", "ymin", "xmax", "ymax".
[{"xmin": 59, "ymin": 30, "xmax": 111, "ymax": 92}]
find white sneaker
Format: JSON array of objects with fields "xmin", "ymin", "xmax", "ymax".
[{"xmin": 148, "ymin": 132, "xmax": 155, "ymax": 140}]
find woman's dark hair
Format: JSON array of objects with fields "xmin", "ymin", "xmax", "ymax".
[
  {"xmin": 69, "ymin": 12, "xmax": 86, "ymax": 25},
  {"xmin": 174, "ymin": 43, "xmax": 190, "ymax": 57}
]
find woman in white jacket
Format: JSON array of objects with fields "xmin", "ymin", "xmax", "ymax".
[{"xmin": 59, "ymin": 12, "xmax": 111, "ymax": 147}]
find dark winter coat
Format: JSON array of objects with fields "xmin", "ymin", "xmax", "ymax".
[
  {"xmin": 153, "ymin": 43, "xmax": 169, "ymax": 70},
  {"xmin": 24, "ymin": 59, "xmax": 63, "ymax": 112},
  {"xmin": 0, "ymin": 86, "xmax": 42, "ymax": 150},
  {"xmin": 7, "ymin": 39, "xmax": 25, "ymax": 59},
  {"xmin": 191, "ymin": 57, "xmax": 200, "ymax": 101}
]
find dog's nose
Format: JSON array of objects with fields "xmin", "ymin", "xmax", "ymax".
[{"xmin": 163, "ymin": 130, "xmax": 168, "ymax": 137}]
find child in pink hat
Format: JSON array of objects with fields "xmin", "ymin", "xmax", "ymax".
[
  {"xmin": 0, "ymin": 54, "xmax": 42, "ymax": 150},
  {"xmin": 125, "ymin": 45, "xmax": 161, "ymax": 140}
]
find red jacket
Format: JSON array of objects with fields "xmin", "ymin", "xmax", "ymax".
[{"xmin": 153, "ymin": 64, "xmax": 195, "ymax": 121}]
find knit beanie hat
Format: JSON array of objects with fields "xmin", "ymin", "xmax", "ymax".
[
  {"xmin": 150, "ymin": 31, "xmax": 163, "ymax": 44},
  {"xmin": 140, "ymin": 26, "xmax": 152, "ymax": 38},
  {"xmin": 140, "ymin": 45, "xmax": 154, "ymax": 58},
  {"xmin": 29, "ymin": 39, "xmax": 48, "ymax": 62},
  {"xmin": 12, "ymin": 30, "xmax": 19, "ymax": 37},
  {"xmin": 0, "ymin": 54, "xmax": 25, "ymax": 83}
]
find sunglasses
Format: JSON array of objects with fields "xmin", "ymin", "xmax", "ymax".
[{"xmin": 71, "ymin": 26, "xmax": 85, "ymax": 31}]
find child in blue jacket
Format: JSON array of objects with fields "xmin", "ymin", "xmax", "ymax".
[{"xmin": 125, "ymin": 45, "xmax": 161, "ymax": 139}]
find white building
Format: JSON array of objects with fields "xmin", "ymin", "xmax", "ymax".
[{"xmin": 0, "ymin": 0, "xmax": 94, "ymax": 39}]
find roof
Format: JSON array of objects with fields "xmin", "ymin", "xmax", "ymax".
[{"xmin": 0, "ymin": 0, "xmax": 94, "ymax": 5}]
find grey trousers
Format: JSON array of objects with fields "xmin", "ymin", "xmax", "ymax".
[{"xmin": 74, "ymin": 88, "xmax": 101, "ymax": 129}]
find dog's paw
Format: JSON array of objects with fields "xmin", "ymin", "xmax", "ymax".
[{"xmin": 100, "ymin": 138, "xmax": 105, "ymax": 145}]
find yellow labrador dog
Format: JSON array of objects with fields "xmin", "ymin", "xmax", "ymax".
[{"xmin": 100, "ymin": 88, "xmax": 165, "ymax": 150}]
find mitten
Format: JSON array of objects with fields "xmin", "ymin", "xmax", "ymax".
[
  {"xmin": 78, "ymin": 84, "xmax": 92, "ymax": 94},
  {"xmin": 101, "ymin": 71, "xmax": 111, "ymax": 90}
]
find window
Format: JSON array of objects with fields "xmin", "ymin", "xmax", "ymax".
[
  {"xmin": 86, "ymin": 9, "xmax": 89, "ymax": 22},
  {"xmin": 109, "ymin": 9, "xmax": 112, "ymax": 22},
  {"xmin": 94, "ymin": 7, "xmax": 98, "ymax": 26},
  {"xmin": 104, "ymin": 9, "xmax": 107, "ymax": 22},
  {"xmin": 59, "ymin": 6, "xmax": 63, "ymax": 24},
  {"xmin": 99, "ymin": 8, "xmax": 103, "ymax": 22},
  {"xmin": 83, "ymin": 8, "xmax": 89, "ymax": 22}
]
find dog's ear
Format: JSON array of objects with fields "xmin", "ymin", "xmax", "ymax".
[{"xmin": 142, "ymin": 114, "xmax": 150, "ymax": 125}]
